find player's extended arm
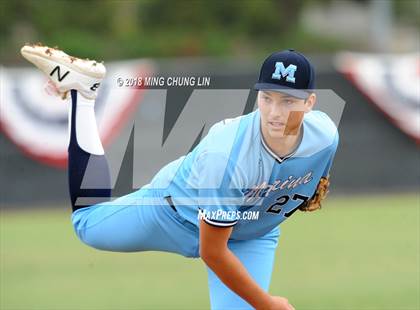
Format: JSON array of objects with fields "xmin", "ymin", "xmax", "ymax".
[{"xmin": 199, "ymin": 219, "xmax": 294, "ymax": 310}]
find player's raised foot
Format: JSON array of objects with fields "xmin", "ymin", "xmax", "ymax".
[{"xmin": 20, "ymin": 43, "xmax": 106, "ymax": 100}]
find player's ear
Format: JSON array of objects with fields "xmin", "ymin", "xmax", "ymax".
[{"xmin": 304, "ymin": 92, "xmax": 316, "ymax": 112}]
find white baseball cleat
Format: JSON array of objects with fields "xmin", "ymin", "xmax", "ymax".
[{"xmin": 21, "ymin": 43, "xmax": 106, "ymax": 100}]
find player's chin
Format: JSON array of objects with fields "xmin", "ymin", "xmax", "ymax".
[{"xmin": 267, "ymin": 127, "xmax": 286, "ymax": 138}]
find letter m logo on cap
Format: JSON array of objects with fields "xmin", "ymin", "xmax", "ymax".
[{"xmin": 271, "ymin": 62, "xmax": 297, "ymax": 84}]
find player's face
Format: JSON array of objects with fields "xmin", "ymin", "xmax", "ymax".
[{"xmin": 257, "ymin": 90, "xmax": 315, "ymax": 139}]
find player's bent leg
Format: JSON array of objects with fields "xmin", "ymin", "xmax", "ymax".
[
  {"xmin": 206, "ymin": 227, "xmax": 280, "ymax": 310},
  {"xmin": 66, "ymin": 87, "xmax": 199, "ymax": 255},
  {"xmin": 20, "ymin": 45, "xmax": 200, "ymax": 256}
]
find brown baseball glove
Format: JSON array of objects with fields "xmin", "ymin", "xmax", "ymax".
[{"xmin": 299, "ymin": 176, "xmax": 330, "ymax": 212}]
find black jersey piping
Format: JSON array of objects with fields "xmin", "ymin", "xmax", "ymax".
[{"xmin": 260, "ymin": 125, "xmax": 304, "ymax": 164}]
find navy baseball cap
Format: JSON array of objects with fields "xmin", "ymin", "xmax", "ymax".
[{"xmin": 254, "ymin": 49, "xmax": 315, "ymax": 99}]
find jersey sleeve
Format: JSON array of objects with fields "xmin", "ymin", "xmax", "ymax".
[{"xmin": 194, "ymin": 151, "xmax": 245, "ymax": 227}]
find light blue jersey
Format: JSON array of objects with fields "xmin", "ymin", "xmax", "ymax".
[{"xmin": 146, "ymin": 109, "xmax": 339, "ymax": 240}]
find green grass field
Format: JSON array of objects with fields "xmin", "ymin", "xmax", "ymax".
[{"xmin": 1, "ymin": 194, "xmax": 419, "ymax": 310}]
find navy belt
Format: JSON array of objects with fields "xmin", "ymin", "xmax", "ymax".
[{"xmin": 164, "ymin": 196, "xmax": 178, "ymax": 212}]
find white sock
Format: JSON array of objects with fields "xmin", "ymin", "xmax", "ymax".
[{"xmin": 68, "ymin": 92, "xmax": 105, "ymax": 155}]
